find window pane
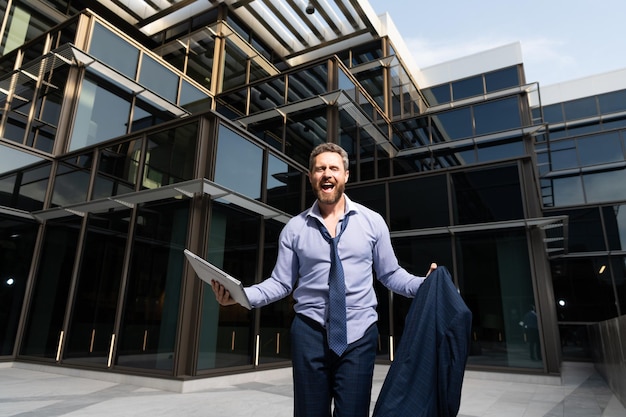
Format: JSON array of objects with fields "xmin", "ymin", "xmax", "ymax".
[
  {"xmin": 543, "ymin": 104, "xmax": 564, "ymax": 124},
  {"xmin": 474, "ymin": 97, "xmax": 521, "ymax": 136},
  {"xmin": 577, "ymin": 132, "xmax": 623, "ymax": 166},
  {"xmin": 143, "ymin": 122, "xmax": 198, "ymax": 188},
  {"xmin": 609, "ymin": 256, "xmax": 626, "ymax": 316},
  {"xmin": 423, "ymin": 84, "xmax": 451, "ymax": 105},
  {"xmin": 21, "ymin": 217, "xmax": 81, "ymax": 358},
  {"xmin": 215, "ymin": 125, "xmax": 263, "ymax": 199},
  {"xmin": 563, "ymin": 96, "xmax": 598, "ymax": 121},
  {"xmin": 431, "ymin": 107, "xmax": 473, "ymax": 141},
  {"xmin": 70, "ymin": 78, "xmax": 131, "ymax": 151},
  {"xmin": 603, "ymin": 205, "xmax": 626, "ymax": 251},
  {"xmin": 0, "ymin": 161, "xmax": 50, "ymax": 212},
  {"xmin": 550, "ymin": 140, "xmax": 578, "ymax": 171},
  {"xmin": 89, "ymin": 22, "xmax": 139, "ymax": 79},
  {"xmin": 0, "ymin": 215, "xmax": 38, "ymax": 355},
  {"xmin": 598, "ymin": 90, "xmax": 626, "ymax": 114},
  {"xmin": 93, "ymin": 139, "xmax": 141, "ymax": 199},
  {"xmin": 457, "ymin": 230, "xmax": 540, "ymax": 369},
  {"xmin": 552, "ymin": 257, "xmax": 618, "ymax": 322},
  {"xmin": 266, "ymin": 154, "xmax": 303, "ymax": 216},
  {"xmin": 583, "ymin": 169, "xmax": 626, "ymax": 204},
  {"xmin": 51, "ymin": 154, "xmax": 93, "ymax": 207},
  {"xmin": 198, "ymin": 203, "xmax": 257, "ymax": 370},
  {"xmin": 452, "ymin": 165, "xmax": 524, "ymax": 224},
  {"xmin": 347, "ymin": 183, "xmax": 387, "ymax": 220},
  {"xmin": 258, "ymin": 219, "xmax": 293, "ymax": 365},
  {"xmin": 139, "ymin": 54, "xmax": 178, "ymax": 103},
  {"xmin": 552, "ymin": 208, "xmax": 605, "ymax": 252},
  {"xmin": 117, "ymin": 199, "xmax": 189, "ymax": 371},
  {"xmin": 551, "ymin": 176, "xmax": 584, "ymax": 206},
  {"xmin": 477, "ymin": 139, "xmax": 525, "ymax": 162},
  {"xmin": 485, "ymin": 66, "xmax": 520, "ymax": 92},
  {"xmin": 389, "ymin": 175, "xmax": 449, "ymax": 230},
  {"xmin": 452, "ymin": 75, "xmax": 483, "ymax": 100},
  {"xmin": 65, "ymin": 210, "xmax": 130, "ymax": 365}
]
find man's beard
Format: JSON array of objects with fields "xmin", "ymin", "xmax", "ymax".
[{"xmin": 315, "ymin": 182, "xmax": 345, "ymax": 205}]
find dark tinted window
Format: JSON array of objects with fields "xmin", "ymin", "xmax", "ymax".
[
  {"xmin": 424, "ymin": 84, "xmax": 451, "ymax": 105},
  {"xmin": 452, "ymin": 164, "xmax": 524, "ymax": 224},
  {"xmin": 550, "ymin": 139, "xmax": 578, "ymax": 171},
  {"xmin": 583, "ymin": 169, "xmax": 626, "ymax": 204},
  {"xmin": 389, "ymin": 175, "xmax": 449, "ymax": 230},
  {"xmin": 452, "ymin": 75, "xmax": 483, "ymax": 100},
  {"xmin": 563, "ymin": 96, "xmax": 597, "ymax": 121},
  {"xmin": 552, "ymin": 208, "xmax": 605, "ymax": 252},
  {"xmin": 485, "ymin": 66, "xmax": 520, "ymax": 92},
  {"xmin": 543, "ymin": 104, "xmax": 564, "ymax": 124},
  {"xmin": 577, "ymin": 132, "xmax": 624, "ymax": 166},
  {"xmin": 598, "ymin": 90, "xmax": 626, "ymax": 114},
  {"xmin": 551, "ymin": 176, "xmax": 584, "ymax": 206},
  {"xmin": 431, "ymin": 107, "xmax": 473, "ymax": 141},
  {"xmin": 551, "ymin": 257, "xmax": 618, "ymax": 321},
  {"xmin": 474, "ymin": 97, "xmax": 521, "ymax": 135}
]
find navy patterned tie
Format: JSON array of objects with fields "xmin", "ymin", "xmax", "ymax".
[{"xmin": 317, "ymin": 215, "xmax": 349, "ymax": 356}]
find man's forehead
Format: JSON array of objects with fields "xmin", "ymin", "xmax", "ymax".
[{"xmin": 314, "ymin": 152, "xmax": 342, "ymax": 164}]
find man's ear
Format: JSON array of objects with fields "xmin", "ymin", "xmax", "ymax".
[{"xmin": 345, "ymin": 170, "xmax": 349, "ymax": 183}]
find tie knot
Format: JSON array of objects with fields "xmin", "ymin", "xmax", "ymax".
[{"xmin": 316, "ymin": 214, "xmax": 350, "ymax": 243}]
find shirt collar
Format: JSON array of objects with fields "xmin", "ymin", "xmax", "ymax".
[{"xmin": 307, "ymin": 194, "xmax": 357, "ymax": 223}]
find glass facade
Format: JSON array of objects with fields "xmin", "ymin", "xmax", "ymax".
[{"xmin": 0, "ymin": 1, "xmax": 622, "ymax": 383}]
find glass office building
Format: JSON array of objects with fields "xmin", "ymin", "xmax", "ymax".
[{"xmin": 0, "ymin": 0, "xmax": 624, "ymax": 383}]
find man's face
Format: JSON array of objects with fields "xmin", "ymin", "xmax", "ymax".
[{"xmin": 308, "ymin": 151, "xmax": 349, "ymax": 206}]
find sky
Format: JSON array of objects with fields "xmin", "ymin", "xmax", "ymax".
[{"xmin": 367, "ymin": 0, "xmax": 626, "ymax": 86}]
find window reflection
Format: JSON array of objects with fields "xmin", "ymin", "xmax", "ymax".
[
  {"xmin": 550, "ymin": 208, "xmax": 605, "ymax": 252},
  {"xmin": 117, "ymin": 199, "xmax": 189, "ymax": 371},
  {"xmin": 21, "ymin": 217, "xmax": 81, "ymax": 358},
  {"xmin": 51, "ymin": 154, "xmax": 93, "ymax": 207},
  {"xmin": 583, "ymin": 168, "xmax": 626, "ymax": 204},
  {"xmin": 139, "ymin": 55, "xmax": 178, "ymax": 102},
  {"xmin": 0, "ymin": 160, "xmax": 51, "ymax": 212},
  {"xmin": 603, "ymin": 205, "xmax": 626, "ymax": 251},
  {"xmin": 552, "ymin": 257, "xmax": 618, "ymax": 322},
  {"xmin": 474, "ymin": 97, "xmax": 521, "ymax": 136},
  {"xmin": 551, "ymin": 176, "xmax": 584, "ymax": 206},
  {"xmin": 93, "ymin": 139, "xmax": 141, "ymax": 199},
  {"xmin": 577, "ymin": 132, "xmax": 623, "ymax": 166},
  {"xmin": 431, "ymin": 108, "xmax": 473, "ymax": 142},
  {"xmin": 452, "ymin": 165, "xmax": 524, "ymax": 224},
  {"xmin": 258, "ymin": 219, "xmax": 293, "ymax": 365},
  {"xmin": 65, "ymin": 209, "xmax": 130, "ymax": 365},
  {"xmin": 89, "ymin": 22, "xmax": 139, "ymax": 79},
  {"xmin": 452, "ymin": 75, "xmax": 483, "ymax": 100},
  {"xmin": 287, "ymin": 64, "xmax": 328, "ymax": 103},
  {"xmin": 389, "ymin": 175, "xmax": 449, "ymax": 231},
  {"xmin": 485, "ymin": 66, "xmax": 520, "ymax": 92},
  {"xmin": 266, "ymin": 154, "xmax": 303, "ymax": 216},
  {"xmin": 143, "ymin": 122, "xmax": 198, "ymax": 189},
  {"xmin": 198, "ymin": 203, "xmax": 257, "ymax": 370},
  {"xmin": 456, "ymin": 230, "xmax": 540, "ymax": 369},
  {"xmin": 215, "ymin": 125, "xmax": 263, "ymax": 199},
  {"xmin": 0, "ymin": 215, "xmax": 38, "ymax": 355},
  {"xmin": 70, "ymin": 77, "xmax": 131, "ymax": 151}
]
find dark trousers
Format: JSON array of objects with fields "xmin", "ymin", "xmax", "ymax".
[
  {"xmin": 291, "ymin": 314, "xmax": 378, "ymax": 417},
  {"xmin": 526, "ymin": 328, "xmax": 541, "ymax": 360}
]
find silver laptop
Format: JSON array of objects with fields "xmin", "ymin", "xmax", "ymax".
[{"xmin": 184, "ymin": 249, "xmax": 252, "ymax": 310}]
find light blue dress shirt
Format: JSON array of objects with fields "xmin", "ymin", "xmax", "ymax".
[{"xmin": 244, "ymin": 194, "xmax": 426, "ymax": 344}]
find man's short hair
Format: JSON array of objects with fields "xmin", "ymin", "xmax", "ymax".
[{"xmin": 308, "ymin": 143, "xmax": 349, "ymax": 172}]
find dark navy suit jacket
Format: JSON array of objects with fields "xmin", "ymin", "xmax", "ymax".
[{"xmin": 373, "ymin": 267, "xmax": 472, "ymax": 417}]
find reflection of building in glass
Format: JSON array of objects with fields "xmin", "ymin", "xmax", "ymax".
[{"xmin": 0, "ymin": 1, "xmax": 624, "ymax": 382}]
